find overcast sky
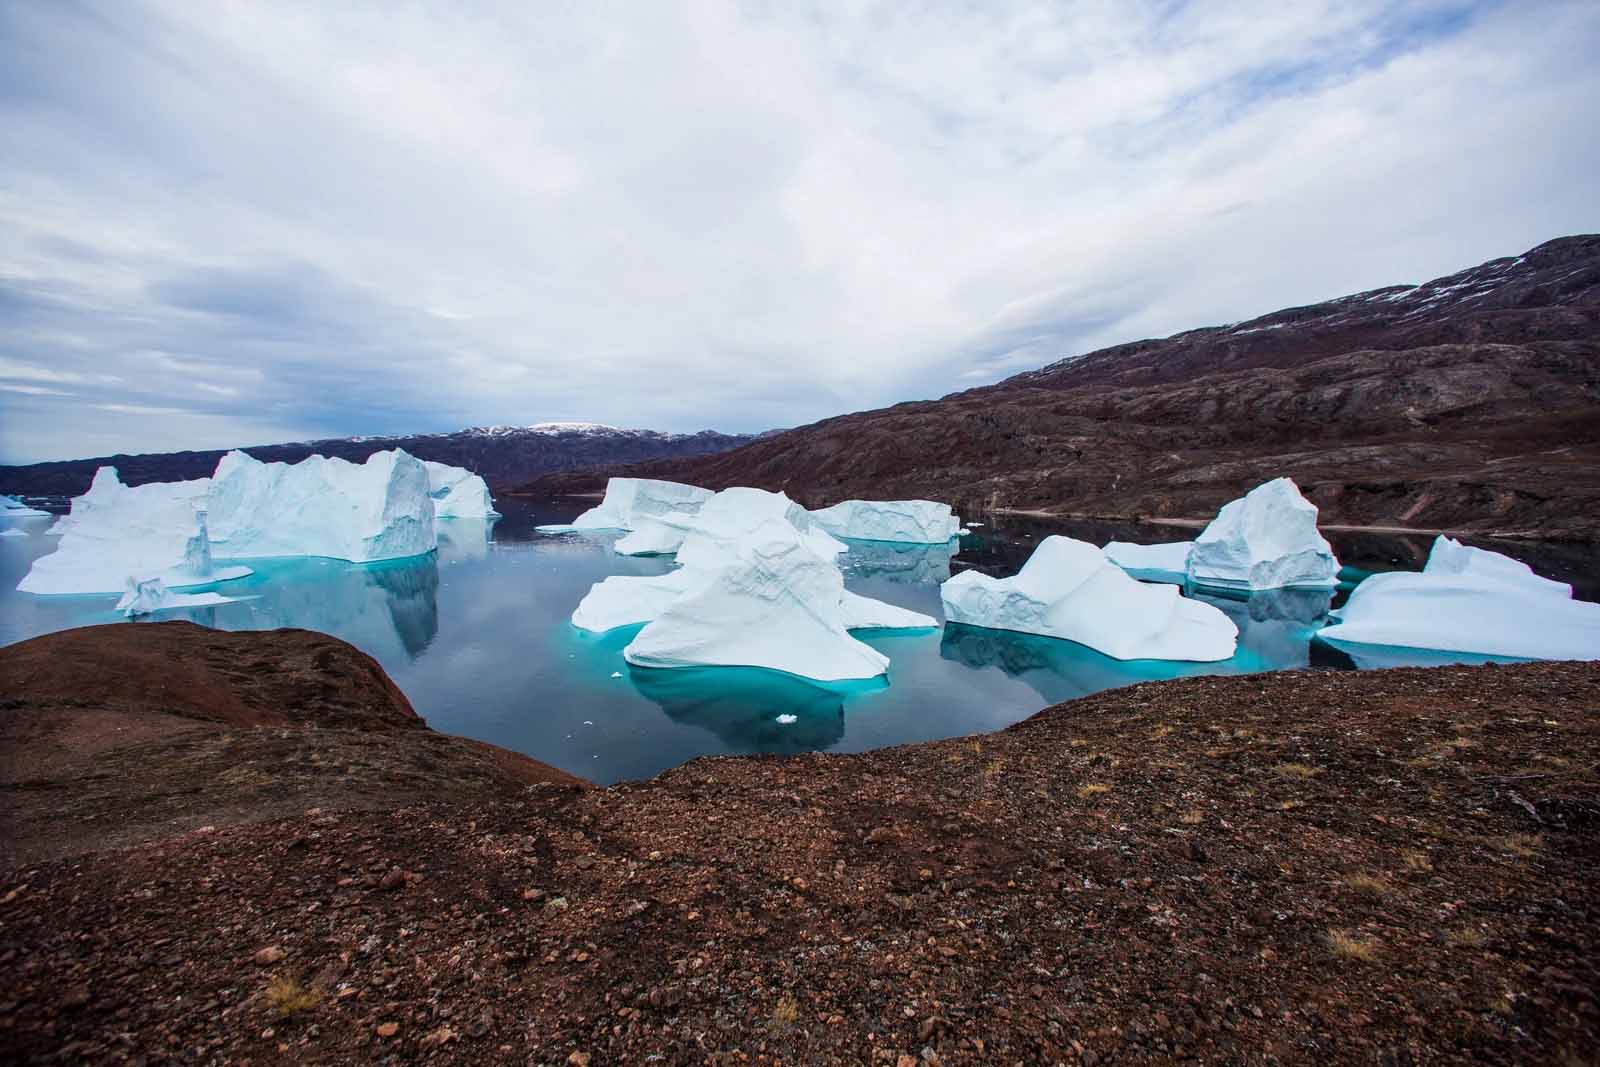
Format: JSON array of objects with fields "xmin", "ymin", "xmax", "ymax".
[{"xmin": 1, "ymin": 0, "xmax": 1596, "ymax": 464}]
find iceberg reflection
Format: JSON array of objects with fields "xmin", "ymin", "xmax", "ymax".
[
  {"xmin": 436, "ymin": 517, "xmax": 496, "ymax": 563},
  {"xmin": 1196, "ymin": 586, "xmax": 1333, "ymax": 670},
  {"xmin": 629, "ymin": 665, "xmax": 887, "ymax": 753},
  {"xmin": 840, "ymin": 538, "xmax": 956, "ymax": 584}
]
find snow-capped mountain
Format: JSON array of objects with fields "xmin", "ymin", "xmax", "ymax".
[{"xmin": 0, "ymin": 423, "xmax": 756, "ymax": 499}]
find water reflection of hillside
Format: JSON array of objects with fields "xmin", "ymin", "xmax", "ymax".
[{"xmin": 630, "ymin": 666, "xmax": 887, "ymax": 753}]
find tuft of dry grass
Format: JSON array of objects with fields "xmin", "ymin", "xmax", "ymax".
[
  {"xmin": 1272, "ymin": 762, "xmax": 1323, "ymax": 780},
  {"xmin": 1278, "ymin": 799, "xmax": 1305, "ymax": 811},
  {"xmin": 1345, "ymin": 872, "xmax": 1391, "ymax": 896},
  {"xmin": 983, "ymin": 759, "xmax": 1005, "ymax": 779},
  {"xmin": 1495, "ymin": 833, "xmax": 1543, "ymax": 858},
  {"xmin": 265, "ymin": 973, "xmax": 322, "ymax": 1018},
  {"xmin": 1324, "ymin": 928, "xmax": 1381, "ymax": 961},
  {"xmin": 1076, "ymin": 783, "xmax": 1112, "ymax": 799},
  {"xmin": 1149, "ymin": 724, "xmax": 1174, "ymax": 740},
  {"xmin": 1179, "ymin": 809, "xmax": 1204, "ymax": 825},
  {"xmin": 770, "ymin": 994, "xmax": 800, "ymax": 1030},
  {"xmin": 1402, "ymin": 849, "xmax": 1434, "ymax": 873},
  {"xmin": 1446, "ymin": 927, "xmax": 1488, "ymax": 948}
]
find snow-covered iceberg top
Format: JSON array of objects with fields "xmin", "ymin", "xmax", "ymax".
[
  {"xmin": 1, "ymin": 494, "xmax": 48, "ymax": 517},
  {"xmin": 17, "ymin": 467, "xmax": 251, "ymax": 595},
  {"xmin": 941, "ymin": 535, "xmax": 1238, "ymax": 662},
  {"xmin": 1316, "ymin": 536, "xmax": 1596, "ymax": 661},
  {"xmin": 543, "ymin": 477, "xmax": 713, "ymax": 534},
  {"xmin": 424, "ymin": 461, "xmax": 499, "ymax": 519},
  {"xmin": 116, "ymin": 576, "xmax": 243, "ymax": 618},
  {"xmin": 1103, "ymin": 540, "xmax": 1192, "ymax": 585},
  {"xmin": 808, "ymin": 498, "xmax": 961, "ymax": 544},
  {"xmin": 1187, "ymin": 478, "xmax": 1339, "ymax": 591},
  {"xmin": 207, "ymin": 449, "xmax": 436, "ymax": 562}
]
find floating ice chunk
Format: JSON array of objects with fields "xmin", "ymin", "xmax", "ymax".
[
  {"xmin": 610, "ymin": 671, "xmax": 622, "ymax": 679},
  {"xmin": 838, "ymin": 589, "xmax": 937, "ymax": 630},
  {"xmin": 0, "ymin": 494, "xmax": 47, "ymax": 517},
  {"xmin": 423, "ymin": 461, "xmax": 499, "ymax": 519},
  {"xmin": 1317, "ymin": 537, "xmax": 1596, "ymax": 660},
  {"xmin": 0, "ymin": 528, "xmax": 27, "ymax": 538},
  {"xmin": 776, "ymin": 714, "xmax": 798, "ymax": 724},
  {"xmin": 623, "ymin": 525, "xmax": 891, "ymax": 680},
  {"xmin": 1187, "ymin": 478, "xmax": 1339, "ymax": 591},
  {"xmin": 115, "ymin": 576, "xmax": 242, "ymax": 617},
  {"xmin": 18, "ymin": 468, "xmax": 251, "ymax": 595},
  {"xmin": 1103, "ymin": 540, "xmax": 1193, "ymax": 585},
  {"xmin": 940, "ymin": 535, "xmax": 1237, "ymax": 661},
  {"xmin": 542, "ymin": 477, "xmax": 713, "ymax": 533},
  {"xmin": 207, "ymin": 449, "xmax": 436, "ymax": 562},
  {"xmin": 808, "ymin": 498, "xmax": 961, "ymax": 544}
]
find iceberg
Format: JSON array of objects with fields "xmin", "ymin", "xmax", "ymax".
[
  {"xmin": 207, "ymin": 449, "xmax": 436, "ymax": 562},
  {"xmin": 1316, "ymin": 537, "xmax": 1597, "ymax": 661},
  {"xmin": 673, "ymin": 487, "xmax": 846, "ymax": 565},
  {"xmin": 0, "ymin": 528, "xmax": 27, "ymax": 538},
  {"xmin": 1, "ymin": 494, "xmax": 48, "ymax": 517},
  {"xmin": 17, "ymin": 467, "xmax": 250, "ymax": 595},
  {"xmin": 1103, "ymin": 540, "xmax": 1192, "ymax": 585},
  {"xmin": 423, "ymin": 461, "xmax": 499, "ymax": 519},
  {"xmin": 1186, "ymin": 478, "xmax": 1339, "ymax": 591},
  {"xmin": 808, "ymin": 498, "xmax": 961, "ymax": 544},
  {"xmin": 939, "ymin": 535, "xmax": 1238, "ymax": 662},
  {"xmin": 622, "ymin": 524, "xmax": 892, "ymax": 681},
  {"xmin": 540, "ymin": 477, "xmax": 713, "ymax": 533},
  {"xmin": 115, "ymin": 577, "xmax": 242, "ymax": 618}
]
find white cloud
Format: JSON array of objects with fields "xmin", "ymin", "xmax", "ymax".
[{"xmin": 0, "ymin": 0, "xmax": 1595, "ymax": 463}]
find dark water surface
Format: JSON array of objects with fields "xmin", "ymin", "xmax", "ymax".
[{"xmin": 1, "ymin": 499, "xmax": 1592, "ymax": 784}]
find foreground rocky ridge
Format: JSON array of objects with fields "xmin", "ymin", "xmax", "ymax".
[
  {"xmin": 1, "ymin": 626, "xmax": 1596, "ymax": 1064},
  {"xmin": 516, "ymin": 235, "xmax": 1600, "ymax": 540}
]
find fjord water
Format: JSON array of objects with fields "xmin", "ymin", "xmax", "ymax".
[{"xmin": 1, "ymin": 500, "xmax": 1590, "ymax": 784}]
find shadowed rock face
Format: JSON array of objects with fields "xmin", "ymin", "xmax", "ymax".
[{"xmin": 516, "ymin": 235, "xmax": 1600, "ymax": 540}]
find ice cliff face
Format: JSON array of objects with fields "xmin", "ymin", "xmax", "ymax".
[
  {"xmin": 207, "ymin": 450, "xmax": 437, "ymax": 562},
  {"xmin": 1102, "ymin": 540, "xmax": 1193, "ymax": 585},
  {"xmin": 548, "ymin": 478, "xmax": 714, "ymax": 536},
  {"xmin": 940, "ymin": 535, "xmax": 1238, "ymax": 662},
  {"xmin": 807, "ymin": 499, "xmax": 961, "ymax": 544},
  {"xmin": 1186, "ymin": 478, "xmax": 1339, "ymax": 591},
  {"xmin": 17, "ymin": 468, "xmax": 251, "ymax": 595},
  {"xmin": 423, "ymin": 461, "xmax": 499, "ymax": 519},
  {"xmin": 1316, "ymin": 536, "xmax": 1598, "ymax": 661}
]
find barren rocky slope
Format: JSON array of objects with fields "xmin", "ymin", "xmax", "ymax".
[
  {"xmin": 515, "ymin": 235, "xmax": 1600, "ymax": 540},
  {"xmin": 1, "ymin": 623, "xmax": 1596, "ymax": 1064}
]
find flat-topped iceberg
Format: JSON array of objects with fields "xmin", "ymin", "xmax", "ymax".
[
  {"xmin": 1317, "ymin": 536, "xmax": 1597, "ymax": 661},
  {"xmin": 424, "ymin": 461, "xmax": 498, "ymax": 519},
  {"xmin": 622, "ymin": 522, "xmax": 893, "ymax": 680},
  {"xmin": 940, "ymin": 535, "xmax": 1237, "ymax": 661},
  {"xmin": 1103, "ymin": 540, "xmax": 1192, "ymax": 585},
  {"xmin": 808, "ymin": 498, "xmax": 961, "ymax": 544},
  {"xmin": 115, "ymin": 576, "xmax": 242, "ymax": 618},
  {"xmin": 17, "ymin": 467, "xmax": 251, "ymax": 595},
  {"xmin": 1, "ymin": 494, "xmax": 48, "ymax": 517},
  {"xmin": 208, "ymin": 449, "xmax": 436, "ymax": 562},
  {"xmin": 1187, "ymin": 478, "xmax": 1338, "ymax": 591},
  {"xmin": 541, "ymin": 477, "xmax": 713, "ymax": 534}
]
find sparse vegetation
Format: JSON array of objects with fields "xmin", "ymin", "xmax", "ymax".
[
  {"xmin": 1447, "ymin": 927, "xmax": 1489, "ymax": 948},
  {"xmin": 1272, "ymin": 762, "xmax": 1323, "ymax": 780},
  {"xmin": 1325, "ymin": 928, "xmax": 1381, "ymax": 961},
  {"xmin": 264, "ymin": 973, "xmax": 322, "ymax": 1018},
  {"xmin": 1077, "ymin": 783, "xmax": 1111, "ymax": 799},
  {"xmin": 1495, "ymin": 833, "xmax": 1543, "ymax": 858},
  {"xmin": 1344, "ymin": 872, "xmax": 1390, "ymax": 896},
  {"xmin": 1179, "ymin": 809, "xmax": 1204, "ymax": 825},
  {"xmin": 770, "ymin": 994, "xmax": 800, "ymax": 1030},
  {"xmin": 1401, "ymin": 849, "xmax": 1434, "ymax": 873}
]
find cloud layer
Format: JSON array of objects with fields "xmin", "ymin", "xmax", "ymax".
[{"xmin": 1, "ymin": 0, "xmax": 1596, "ymax": 463}]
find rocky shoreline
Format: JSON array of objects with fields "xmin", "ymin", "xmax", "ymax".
[{"xmin": 2, "ymin": 625, "xmax": 1597, "ymax": 1064}]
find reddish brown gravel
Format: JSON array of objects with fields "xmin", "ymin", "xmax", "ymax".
[{"xmin": 1, "ymin": 632, "xmax": 1597, "ymax": 1064}]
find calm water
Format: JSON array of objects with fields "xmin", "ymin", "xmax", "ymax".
[{"xmin": 1, "ymin": 499, "xmax": 1592, "ymax": 784}]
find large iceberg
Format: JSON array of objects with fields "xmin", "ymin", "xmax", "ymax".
[
  {"xmin": 808, "ymin": 498, "xmax": 961, "ymax": 544},
  {"xmin": 1103, "ymin": 540, "xmax": 1193, "ymax": 585},
  {"xmin": 424, "ymin": 461, "xmax": 498, "ymax": 519},
  {"xmin": 540, "ymin": 477, "xmax": 713, "ymax": 534},
  {"xmin": 207, "ymin": 449, "xmax": 436, "ymax": 562},
  {"xmin": 17, "ymin": 467, "xmax": 251, "ymax": 595},
  {"xmin": 1186, "ymin": 478, "xmax": 1339, "ymax": 591},
  {"xmin": 1316, "ymin": 537, "xmax": 1597, "ymax": 661},
  {"xmin": 940, "ymin": 535, "xmax": 1238, "ymax": 662},
  {"xmin": 1, "ymin": 494, "xmax": 48, "ymax": 517}
]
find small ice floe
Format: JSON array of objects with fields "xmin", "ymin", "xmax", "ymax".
[
  {"xmin": 776, "ymin": 714, "xmax": 798, "ymax": 724},
  {"xmin": 115, "ymin": 576, "xmax": 242, "ymax": 618},
  {"xmin": 582, "ymin": 720, "xmax": 594, "ymax": 726},
  {"xmin": 0, "ymin": 528, "xmax": 27, "ymax": 538},
  {"xmin": 610, "ymin": 671, "xmax": 622, "ymax": 678},
  {"xmin": 967, "ymin": 522, "xmax": 985, "ymax": 528}
]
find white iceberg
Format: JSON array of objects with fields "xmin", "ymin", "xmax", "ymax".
[
  {"xmin": 0, "ymin": 528, "xmax": 28, "ymax": 538},
  {"xmin": 17, "ymin": 467, "xmax": 251, "ymax": 595},
  {"xmin": 808, "ymin": 498, "xmax": 961, "ymax": 544},
  {"xmin": 1316, "ymin": 537, "xmax": 1597, "ymax": 661},
  {"xmin": 1186, "ymin": 478, "xmax": 1339, "ymax": 591},
  {"xmin": 1103, "ymin": 540, "xmax": 1193, "ymax": 585},
  {"xmin": 115, "ymin": 576, "xmax": 242, "ymax": 618},
  {"xmin": 673, "ymin": 487, "xmax": 846, "ymax": 565},
  {"xmin": 540, "ymin": 477, "xmax": 713, "ymax": 533},
  {"xmin": 207, "ymin": 449, "xmax": 436, "ymax": 562},
  {"xmin": 423, "ymin": 461, "xmax": 498, "ymax": 519},
  {"xmin": 940, "ymin": 535, "xmax": 1237, "ymax": 662},
  {"xmin": 622, "ymin": 524, "xmax": 892, "ymax": 681},
  {"xmin": 1, "ymin": 494, "xmax": 48, "ymax": 517}
]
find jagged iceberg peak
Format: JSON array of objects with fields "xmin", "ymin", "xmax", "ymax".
[
  {"xmin": 808, "ymin": 498, "xmax": 961, "ymax": 544},
  {"xmin": 1187, "ymin": 478, "xmax": 1339, "ymax": 591},
  {"xmin": 940, "ymin": 535, "xmax": 1238, "ymax": 662},
  {"xmin": 207, "ymin": 448, "xmax": 437, "ymax": 562},
  {"xmin": 621, "ymin": 519, "xmax": 895, "ymax": 681},
  {"xmin": 671, "ymin": 487, "xmax": 845, "ymax": 565},
  {"xmin": 115, "ymin": 576, "xmax": 241, "ymax": 618},
  {"xmin": 17, "ymin": 467, "xmax": 251, "ymax": 595},
  {"xmin": 1316, "ymin": 536, "xmax": 1596, "ymax": 661},
  {"xmin": 422, "ymin": 460, "xmax": 499, "ymax": 519}
]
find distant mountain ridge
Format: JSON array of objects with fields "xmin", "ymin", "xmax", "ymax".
[
  {"xmin": 513, "ymin": 235, "xmax": 1600, "ymax": 541},
  {"xmin": 0, "ymin": 422, "xmax": 756, "ymax": 499}
]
